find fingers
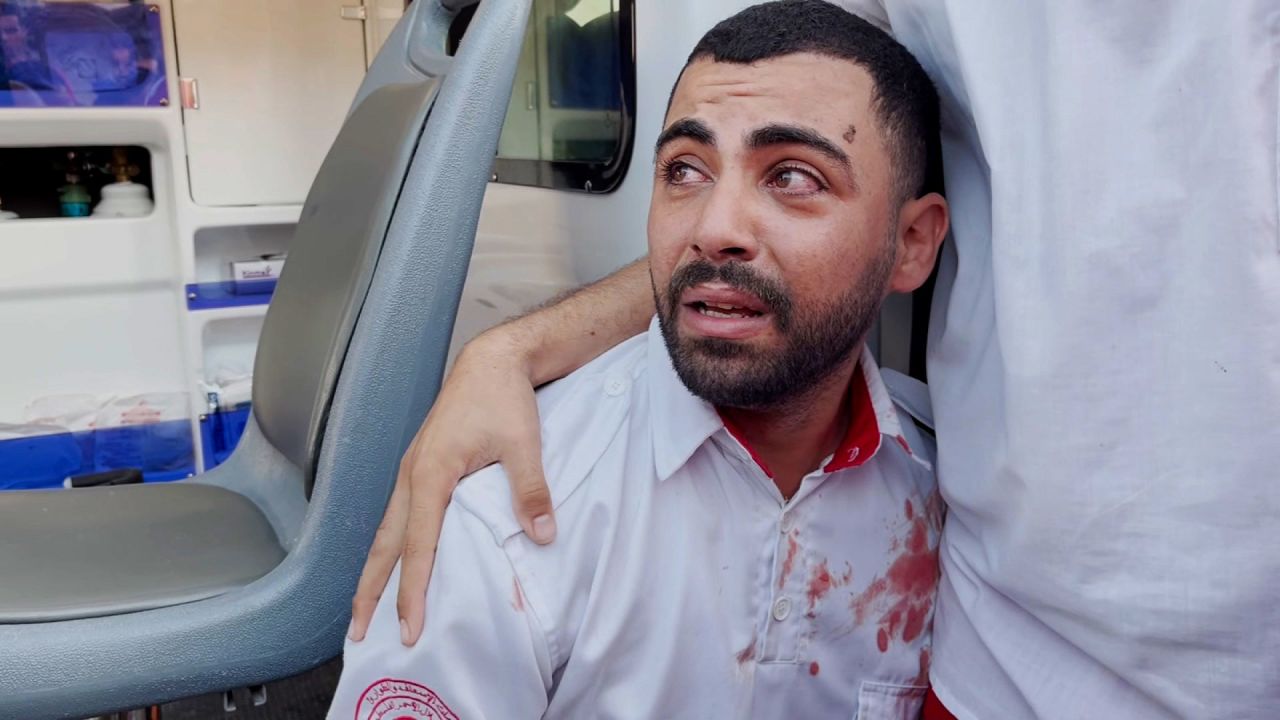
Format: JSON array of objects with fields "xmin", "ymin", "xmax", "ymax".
[
  {"xmin": 395, "ymin": 458, "xmax": 458, "ymax": 646},
  {"xmin": 506, "ymin": 422, "xmax": 556, "ymax": 545},
  {"xmin": 349, "ymin": 464, "xmax": 411, "ymax": 642}
]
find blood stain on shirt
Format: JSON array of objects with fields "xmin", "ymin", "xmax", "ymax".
[
  {"xmin": 849, "ymin": 505, "xmax": 940, "ymax": 652},
  {"xmin": 905, "ymin": 603, "xmax": 931, "ymax": 642},
  {"xmin": 736, "ymin": 637, "xmax": 757, "ymax": 667},
  {"xmin": 778, "ymin": 530, "xmax": 800, "ymax": 589},
  {"xmin": 809, "ymin": 661, "xmax": 821, "ymax": 676},
  {"xmin": 511, "ymin": 577, "xmax": 525, "ymax": 612},
  {"xmin": 852, "ymin": 577, "xmax": 889, "ymax": 625},
  {"xmin": 916, "ymin": 647, "xmax": 932, "ymax": 685},
  {"xmin": 806, "ymin": 560, "xmax": 854, "ymax": 615},
  {"xmin": 896, "ymin": 434, "xmax": 913, "ymax": 455}
]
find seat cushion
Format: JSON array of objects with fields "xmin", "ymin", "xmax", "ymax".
[{"xmin": 0, "ymin": 483, "xmax": 285, "ymax": 622}]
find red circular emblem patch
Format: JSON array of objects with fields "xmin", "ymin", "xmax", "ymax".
[{"xmin": 355, "ymin": 678, "xmax": 460, "ymax": 720}]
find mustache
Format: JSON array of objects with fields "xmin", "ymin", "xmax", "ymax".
[{"xmin": 665, "ymin": 260, "xmax": 792, "ymax": 329}]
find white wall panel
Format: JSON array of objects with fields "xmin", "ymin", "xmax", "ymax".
[
  {"xmin": 0, "ymin": 286, "xmax": 186, "ymax": 421},
  {"xmin": 173, "ymin": 0, "xmax": 367, "ymax": 206}
]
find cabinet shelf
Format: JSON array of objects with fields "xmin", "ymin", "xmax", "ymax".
[
  {"xmin": 186, "ymin": 301, "xmax": 270, "ymax": 326},
  {"xmin": 0, "ymin": 214, "xmax": 172, "ymax": 292},
  {"xmin": 185, "ymin": 280, "xmax": 276, "ymax": 311},
  {"xmin": 188, "ymin": 204, "xmax": 302, "ymax": 230},
  {"xmin": 0, "ymin": 109, "xmax": 174, "ymax": 149},
  {"xmin": 0, "ymin": 215, "xmax": 153, "ymax": 227}
]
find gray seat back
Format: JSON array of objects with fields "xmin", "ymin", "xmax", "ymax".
[
  {"xmin": 0, "ymin": 2, "xmax": 531, "ymax": 717},
  {"xmin": 251, "ymin": 80, "xmax": 437, "ymax": 485}
]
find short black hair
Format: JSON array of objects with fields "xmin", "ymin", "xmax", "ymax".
[{"xmin": 677, "ymin": 0, "xmax": 942, "ymax": 203}]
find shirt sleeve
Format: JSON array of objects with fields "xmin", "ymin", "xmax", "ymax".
[
  {"xmin": 831, "ymin": 0, "xmax": 892, "ymax": 32},
  {"xmin": 327, "ymin": 504, "xmax": 553, "ymax": 720}
]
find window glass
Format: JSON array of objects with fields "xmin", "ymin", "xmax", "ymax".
[
  {"xmin": 0, "ymin": 1, "xmax": 169, "ymax": 108},
  {"xmin": 450, "ymin": 0, "xmax": 635, "ymax": 193}
]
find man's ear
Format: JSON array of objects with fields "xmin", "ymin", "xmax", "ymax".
[{"xmin": 888, "ymin": 192, "xmax": 949, "ymax": 294}]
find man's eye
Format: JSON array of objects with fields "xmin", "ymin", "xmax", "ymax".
[
  {"xmin": 768, "ymin": 167, "xmax": 824, "ymax": 194},
  {"xmin": 662, "ymin": 161, "xmax": 707, "ymax": 185}
]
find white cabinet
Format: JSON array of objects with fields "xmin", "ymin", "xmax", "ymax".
[{"xmin": 172, "ymin": 0, "xmax": 368, "ymax": 206}]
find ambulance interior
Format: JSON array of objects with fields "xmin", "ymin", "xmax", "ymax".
[{"xmin": 0, "ymin": 1, "xmax": 928, "ymax": 717}]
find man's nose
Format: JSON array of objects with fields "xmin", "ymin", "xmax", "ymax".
[{"xmin": 690, "ymin": 180, "xmax": 759, "ymax": 262}]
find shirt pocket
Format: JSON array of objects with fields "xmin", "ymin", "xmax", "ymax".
[{"xmin": 855, "ymin": 681, "xmax": 928, "ymax": 720}]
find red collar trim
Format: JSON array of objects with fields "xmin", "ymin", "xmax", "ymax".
[
  {"xmin": 716, "ymin": 363, "xmax": 884, "ymax": 478},
  {"xmin": 720, "ymin": 413, "xmax": 775, "ymax": 478},
  {"xmin": 822, "ymin": 364, "xmax": 882, "ymax": 473}
]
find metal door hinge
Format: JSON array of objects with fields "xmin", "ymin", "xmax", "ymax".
[
  {"xmin": 340, "ymin": 5, "xmax": 368, "ymax": 20},
  {"xmin": 179, "ymin": 77, "xmax": 199, "ymax": 109}
]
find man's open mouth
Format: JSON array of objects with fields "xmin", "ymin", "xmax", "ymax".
[
  {"xmin": 689, "ymin": 301, "xmax": 765, "ymax": 319},
  {"xmin": 675, "ymin": 284, "xmax": 775, "ymax": 341}
]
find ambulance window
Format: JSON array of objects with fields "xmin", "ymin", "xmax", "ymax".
[{"xmin": 448, "ymin": 0, "xmax": 635, "ymax": 193}]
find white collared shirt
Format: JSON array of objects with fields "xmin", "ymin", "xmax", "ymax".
[
  {"xmin": 330, "ymin": 319, "xmax": 939, "ymax": 720},
  {"xmin": 837, "ymin": 2, "xmax": 1280, "ymax": 718}
]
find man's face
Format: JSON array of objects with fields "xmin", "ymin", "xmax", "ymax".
[
  {"xmin": 1, "ymin": 15, "xmax": 29, "ymax": 61},
  {"xmin": 649, "ymin": 53, "xmax": 901, "ymax": 409}
]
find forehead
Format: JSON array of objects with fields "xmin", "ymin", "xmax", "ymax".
[{"xmin": 667, "ymin": 53, "xmax": 879, "ymax": 143}]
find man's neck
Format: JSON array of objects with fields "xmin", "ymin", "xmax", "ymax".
[{"xmin": 718, "ymin": 352, "xmax": 861, "ymax": 500}]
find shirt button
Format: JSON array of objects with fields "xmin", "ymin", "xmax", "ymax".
[
  {"xmin": 605, "ymin": 376, "xmax": 626, "ymax": 396},
  {"xmin": 772, "ymin": 596, "xmax": 792, "ymax": 622}
]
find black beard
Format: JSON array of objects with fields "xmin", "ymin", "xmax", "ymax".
[{"xmin": 654, "ymin": 248, "xmax": 895, "ymax": 410}]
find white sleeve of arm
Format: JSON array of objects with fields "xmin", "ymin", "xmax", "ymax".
[
  {"xmin": 831, "ymin": 0, "xmax": 892, "ymax": 32},
  {"xmin": 328, "ymin": 505, "xmax": 553, "ymax": 720}
]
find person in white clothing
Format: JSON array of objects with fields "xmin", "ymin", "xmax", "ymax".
[
  {"xmin": 330, "ymin": 3, "xmax": 951, "ymax": 718},
  {"xmin": 351, "ymin": 0, "xmax": 1280, "ymax": 718}
]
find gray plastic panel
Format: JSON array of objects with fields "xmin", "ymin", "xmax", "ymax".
[
  {"xmin": 0, "ymin": 484, "xmax": 284, "ymax": 623},
  {"xmin": 0, "ymin": 0, "xmax": 530, "ymax": 716},
  {"xmin": 251, "ymin": 76, "xmax": 439, "ymax": 478},
  {"xmin": 194, "ymin": 413, "xmax": 308, "ymax": 552},
  {"xmin": 352, "ymin": 0, "xmax": 452, "ymax": 111}
]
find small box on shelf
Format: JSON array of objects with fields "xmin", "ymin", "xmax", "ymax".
[
  {"xmin": 231, "ymin": 254, "xmax": 285, "ymax": 294},
  {"xmin": 191, "ymin": 225, "xmax": 294, "ymax": 308}
]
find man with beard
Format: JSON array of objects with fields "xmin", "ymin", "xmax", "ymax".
[{"xmin": 329, "ymin": 3, "xmax": 948, "ymax": 718}]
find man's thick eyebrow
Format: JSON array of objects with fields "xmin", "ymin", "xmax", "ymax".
[
  {"xmin": 747, "ymin": 123, "xmax": 852, "ymax": 173},
  {"xmin": 654, "ymin": 118, "xmax": 716, "ymax": 156}
]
